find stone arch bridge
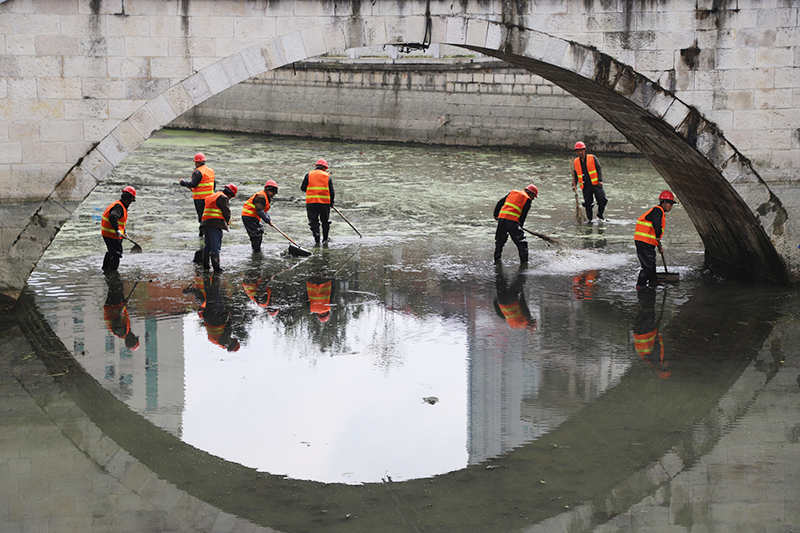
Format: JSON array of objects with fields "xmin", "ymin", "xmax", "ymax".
[{"xmin": 1, "ymin": 0, "xmax": 798, "ymax": 302}]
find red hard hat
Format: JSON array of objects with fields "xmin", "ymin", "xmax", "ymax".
[
  {"xmin": 267, "ymin": 308, "xmax": 280, "ymax": 317},
  {"xmin": 121, "ymin": 186, "xmax": 136, "ymax": 199},
  {"xmin": 224, "ymin": 183, "xmax": 238, "ymax": 196},
  {"xmin": 659, "ymin": 190, "xmax": 676, "ymax": 202},
  {"xmin": 317, "ymin": 311, "xmax": 331, "ymax": 323},
  {"xmin": 574, "ymin": 141, "xmax": 586, "ymax": 150},
  {"xmin": 315, "ymin": 158, "xmax": 328, "ymax": 169},
  {"xmin": 525, "ymin": 184, "xmax": 539, "ymax": 198},
  {"xmin": 264, "ymin": 179, "xmax": 279, "ymax": 190},
  {"xmin": 194, "ymin": 153, "xmax": 206, "ymax": 162}
]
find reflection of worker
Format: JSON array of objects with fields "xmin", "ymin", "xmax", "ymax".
[
  {"xmin": 300, "ymin": 158, "xmax": 334, "ymax": 246},
  {"xmin": 103, "ymin": 272, "xmax": 140, "ymax": 351},
  {"xmin": 101, "ymin": 186, "xmax": 136, "ymax": 272},
  {"xmin": 572, "ymin": 270, "xmax": 598, "ymax": 300},
  {"xmin": 201, "ymin": 183, "xmax": 238, "ymax": 272},
  {"xmin": 571, "ymin": 141, "xmax": 607, "ymax": 222},
  {"xmin": 307, "ymin": 279, "xmax": 333, "ymax": 323},
  {"xmin": 242, "ymin": 269, "xmax": 280, "ymax": 316},
  {"xmin": 179, "ymin": 152, "xmax": 215, "ymax": 237},
  {"xmin": 493, "ymin": 265, "xmax": 537, "ymax": 330},
  {"xmin": 200, "ymin": 272, "xmax": 240, "ymax": 352},
  {"xmin": 633, "ymin": 289, "xmax": 669, "ymax": 379},
  {"xmin": 493, "ymin": 184, "xmax": 538, "ymax": 265},
  {"xmin": 241, "ymin": 180, "xmax": 279, "ymax": 253},
  {"xmin": 635, "ymin": 190, "xmax": 677, "ymax": 289}
]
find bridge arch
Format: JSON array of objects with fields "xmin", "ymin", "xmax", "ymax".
[{"xmin": 3, "ymin": 13, "xmax": 792, "ymax": 301}]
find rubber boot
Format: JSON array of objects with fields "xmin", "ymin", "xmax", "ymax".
[
  {"xmin": 251, "ymin": 236, "xmax": 262, "ymax": 253},
  {"xmin": 211, "ymin": 254, "xmax": 224, "ymax": 273},
  {"xmin": 493, "ymin": 243, "xmax": 504, "ymax": 265},
  {"xmin": 312, "ymin": 230, "xmax": 321, "ymax": 247},
  {"xmin": 322, "ymin": 223, "xmax": 330, "ymax": 245},
  {"xmin": 202, "ymin": 251, "xmax": 211, "ymax": 271},
  {"xmin": 585, "ymin": 206, "xmax": 593, "ymax": 222},
  {"xmin": 597, "ymin": 205, "xmax": 605, "ymax": 221},
  {"xmin": 517, "ymin": 241, "xmax": 529, "ymax": 264}
]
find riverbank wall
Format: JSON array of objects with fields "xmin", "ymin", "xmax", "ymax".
[{"xmin": 170, "ymin": 58, "xmax": 633, "ymax": 153}]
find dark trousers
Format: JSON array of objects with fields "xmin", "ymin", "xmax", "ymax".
[
  {"xmin": 194, "ymin": 199, "xmax": 206, "ymax": 236},
  {"xmin": 582, "ymin": 184, "xmax": 608, "ymax": 219},
  {"xmin": 494, "ymin": 218, "xmax": 528, "ymax": 264},
  {"xmin": 306, "ymin": 203, "xmax": 331, "ymax": 242},
  {"xmin": 102, "ymin": 236, "xmax": 123, "ymax": 271},
  {"xmin": 242, "ymin": 216, "xmax": 263, "ymax": 251},
  {"xmin": 636, "ymin": 240, "xmax": 658, "ymax": 288},
  {"xmin": 203, "ymin": 226, "xmax": 223, "ymax": 256}
]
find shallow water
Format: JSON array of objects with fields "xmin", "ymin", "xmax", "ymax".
[{"xmin": 13, "ymin": 129, "xmax": 800, "ymax": 531}]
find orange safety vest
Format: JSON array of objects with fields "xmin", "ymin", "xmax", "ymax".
[
  {"xmin": 634, "ymin": 329, "xmax": 664, "ymax": 361},
  {"xmin": 100, "ymin": 200, "xmax": 127, "ymax": 239},
  {"xmin": 307, "ymin": 281, "xmax": 332, "ymax": 314},
  {"xmin": 242, "ymin": 190, "xmax": 269, "ymax": 218},
  {"xmin": 573, "ymin": 155, "xmax": 599, "ymax": 189},
  {"xmin": 201, "ymin": 191, "xmax": 227, "ymax": 222},
  {"xmin": 634, "ymin": 206, "xmax": 665, "ymax": 246},
  {"xmin": 305, "ymin": 169, "xmax": 331, "ymax": 204},
  {"xmin": 497, "ymin": 190, "xmax": 529, "ymax": 222},
  {"xmin": 192, "ymin": 165, "xmax": 215, "ymax": 200},
  {"xmin": 498, "ymin": 301, "xmax": 528, "ymax": 329},
  {"xmin": 204, "ymin": 320, "xmax": 226, "ymax": 347}
]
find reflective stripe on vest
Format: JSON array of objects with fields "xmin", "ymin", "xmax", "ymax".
[
  {"xmin": 634, "ymin": 206, "xmax": 665, "ymax": 246},
  {"xmin": 242, "ymin": 190, "xmax": 269, "ymax": 218},
  {"xmin": 192, "ymin": 165, "xmax": 215, "ymax": 199},
  {"xmin": 573, "ymin": 155, "xmax": 599, "ymax": 189},
  {"xmin": 306, "ymin": 170, "xmax": 331, "ymax": 204},
  {"xmin": 498, "ymin": 301, "xmax": 528, "ymax": 329},
  {"xmin": 633, "ymin": 330, "xmax": 658, "ymax": 356},
  {"xmin": 307, "ymin": 281, "xmax": 332, "ymax": 314},
  {"xmin": 100, "ymin": 200, "xmax": 127, "ymax": 239},
  {"xmin": 202, "ymin": 191, "xmax": 226, "ymax": 221},
  {"xmin": 497, "ymin": 190, "xmax": 529, "ymax": 222}
]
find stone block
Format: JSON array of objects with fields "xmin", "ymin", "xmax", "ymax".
[
  {"xmin": 22, "ymin": 141, "xmax": 65, "ymax": 164},
  {"xmin": 464, "ymin": 18, "xmax": 488, "ymax": 49},
  {"xmin": 150, "ymin": 57, "xmax": 191, "ymax": 80},
  {"xmin": 96, "ymin": 132, "xmax": 128, "ymax": 167},
  {"xmin": 717, "ymin": 48, "xmax": 755, "ymax": 70},
  {"xmin": 126, "ymin": 37, "xmax": 168, "ymax": 58},
  {"xmin": 733, "ymin": 109, "xmax": 773, "ymax": 130},
  {"xmin": 0, "ymin": 142, "xmax": 22, "ymax": 165},
  {"xmin": 82, "ymin": 78, "xmax": 127, "ymax": 100},
  {"xmin": 63, "ymin": 56, "xmax": 107, "ymax": 78},
  {"xmin": 9, "ymin": 121, "xmax": 38, "ymax": 142},
  {"xmin": 542, "ymin": 36, "xmax": 569, "ymax": 67},
  {"xmin": 18, "ymin": 56, "xmax": 62, "ymax": 78},
  {"xmin": 106, "ymin": 14, "xmax": 150, "ymax": 38},
  {"xmin": 182, "ymin": 72, "xmax": 213, "ymax": 106},
  {"xmin": 34, "ymin": 34, "xmax": 80, "ymax": 56},
  {"xmin": 445, "ymin": 17, "xmax": 467, "ymax": 45},
  {"xmin": 79, "ymin": 146, "xmax": 114, "ymax": 182},
  {"xmin": 107, "ymin": 57, "xmax": 150, "ymax": 79},
  {"xmin": 81, "ymin": 36, "xmax": 125, "ymax": 57},
  {"xmin": 110, "ymin": 120, "xmax": 146, "ymax": 155},
  {"xmin": 281, "ymin": 31, "xmax": 307, "ymax": 64},
  {"xmin": 300, "ymin": 26, "xmax": 327, "ymax": 59},
  {"xmin": 240, "ymin": 44, "xmax": 269, "ymax": 77},
  {"xmin": 200, "ymin": 62, "xmax": 232, "ymax": 97},
  {"xmin": 64, "ymin": 99, "xmax": 107, "ymax": 121}
]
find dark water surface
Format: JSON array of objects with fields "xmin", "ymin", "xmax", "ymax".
[{"xmin": 6, "ymin": 129, "xmax": 800, "ymax": 532}]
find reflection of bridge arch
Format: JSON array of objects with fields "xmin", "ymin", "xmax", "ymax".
[
  {"xmin": 17, "ymin": 282, "xmax": 771, "ymax": 532},
  {"xmin": 2, "ymin": 10, "xmax": 795, "ymax": 299}
]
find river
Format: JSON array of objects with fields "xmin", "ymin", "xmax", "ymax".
[{"xmin": 3, "ymin": 129, "xmax": 798, "ymax": 532}]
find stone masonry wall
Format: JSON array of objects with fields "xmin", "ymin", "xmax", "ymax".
[{"xmin": 170, "ymin": 58, "xmax": 632, "ymax": 153}]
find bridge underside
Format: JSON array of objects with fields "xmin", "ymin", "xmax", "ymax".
[{"xmin": 469, "ymin": 45, "xmax": 789, "ymax": 283}]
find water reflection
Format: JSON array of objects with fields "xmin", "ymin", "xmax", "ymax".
[{"xmin": 11, "ymin": 130, "xmax": 800, "ymax": 531}]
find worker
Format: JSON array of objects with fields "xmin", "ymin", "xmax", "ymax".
[
  {"xmin": 493, "ymin": 264, "xmax": 537, "ymax": 331},
  {"xmin": 300, "ymin": 158, "xmax": 335, "ymax": 246},
  {"xmin": 179, "ymin": 152, "xmax": 215, "ymax": 237},
  {"xmin": 493, "ymin": 184, "xmax": 538, "ymax": 265},
  {"xmin": 102, "ymin": 271, "xmax": 140, "ymax": 352},
  {"xmin": 200, "ymin": 183, "xmax": 237, "ymax": 273},
  {"xmin": 241, "ymin": 179, "xmax": 279, "ymax": 253},
  {"xmin": 100, "ymin": 186, "xmax": 136, "ymax": 272},
  {"xmin": 634, "ymin": 190, "xmax": 677, "ymax": 289},
  {"xmin": 572, "ymin": 141, "xmax": 608, "ymax": 222}
]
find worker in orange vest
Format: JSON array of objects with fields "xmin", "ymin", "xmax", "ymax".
[
  {"xmin": 300, "ymin": 158, "xmax": 335, "ymax": 246},
  {"xmin": 493, "ymin": 184, "xmax": 538, "ymax": 265},
  {"xmin": 634, "ymin": 190, "xmax": 677, "ymax": 289},
  {"xmin": 241, "ymin": 179, "xmax": 279, "ymax": 253},
  {"xmin": 179, "ymin": 152, "xmax": 216, "ymax": 237},
  {"xmin": 100, "ymin": 186, "xmax": 136, "ymax": 272},
  {"xmin": 200, "ymin": 183, "xmax": 237, "ymax": 272},
  {"xmin": 307, "ymin": 279, "xmax": 333, "ymax": 323},
  {"xmin": 571, "ymin": 141, "xmax": 608, "ymax": 222}
]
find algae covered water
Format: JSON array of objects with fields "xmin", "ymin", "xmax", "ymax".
[{"xmin": 13, "ymin": 129, "xmax": 800, "ymax": 531}]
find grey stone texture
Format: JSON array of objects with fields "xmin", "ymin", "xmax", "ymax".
[{"xmin": 0, "ymin": 0, "xmax": 799, "ymax": 296}]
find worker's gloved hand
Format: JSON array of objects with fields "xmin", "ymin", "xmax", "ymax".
[
  {"xmin": 116, "ymin": 230, "xmax": 124, "ymax": 238},
  {"xmin": 179, "ymin": 179, "xmax": 188, "ymax": 187},
  {"xmin": 657, "ymin": 243, "xmax": 663, "ymax": 252}
]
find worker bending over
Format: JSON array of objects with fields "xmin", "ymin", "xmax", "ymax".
[
  {"xmin": 101, "ymin": 186, "xmax": 136, "ymax": 272},
  {"xmin": 201, "ymin": 183, "xmax": 237, "ymax": 273},
  {"xmin": 634, "ymin": 190, "xmax": 677, "ymax": 289},
  {"xmin": 493, "ymin": 184, "xmax": 539, "ymax": 265},
  {"xmin": 241, "ymin": 180, "xmax": 279, "ymax": 253}
]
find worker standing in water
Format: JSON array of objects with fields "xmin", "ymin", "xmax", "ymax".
[
  {"xmin": 493, "ymin": 184, "xmax": 538, "ymax": 265},
  {"xmin": 100, "ymin": 186, "xmax": 136, "ymax": 272},
  {"xmin": 241, "ymin": 180, "xmax": 279, "ymax": 253},
  {"xmin": 572, "ymin": 141, "xmax": 608, "ymax": 222},
  {"xmin": 634, "ymin": 190, "xmax": 677, "ymax": 290},
  {"xmin": 300, "ymin": 158, "xmax": 334, "ymax": 246},
  {"xmin": 179, "ymin": 152, "xmax": 215, "ymax": 237},
  {"xmin": 200, "ymin": 183, "xmax": 237, "ymax": 273}
]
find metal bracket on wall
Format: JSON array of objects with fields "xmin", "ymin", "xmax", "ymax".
[{"xmin": 398, "ymin": 0, "xmax": 432, "ymax": 53}]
